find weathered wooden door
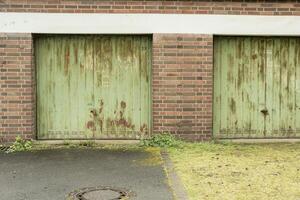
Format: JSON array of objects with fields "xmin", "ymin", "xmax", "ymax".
[
  {"xmin": 213, "ymin": 37, "xmax": 300, "ymax": 138},
  {"xmin": 36, "ymin": 35, "xmax": 151, "ymax": 139}
]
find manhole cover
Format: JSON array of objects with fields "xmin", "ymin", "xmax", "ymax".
[{"xmin": 67, "ymin": 186, "xmax": 135, "ymax": 200}]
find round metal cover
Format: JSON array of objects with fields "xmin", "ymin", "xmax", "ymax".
[{"xmin": 67, "ymin": 186, "xmax": 134, "ymax": 200}]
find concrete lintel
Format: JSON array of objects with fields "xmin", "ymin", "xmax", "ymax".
[{"xmin": 1, "ymin": 13, "xmax": 300, "ymax": 36}]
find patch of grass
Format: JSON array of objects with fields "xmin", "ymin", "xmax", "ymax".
[
  {"xmin": 168, "ymin": 142, "xmax": 300, "ymax": 200},
  {"xmin": 140, "ymin": 132, "xmax": 183, "ymax": 148},
  {"xmin": 6, "ymin": 136, "xmax": 32, "ymax": 153}
]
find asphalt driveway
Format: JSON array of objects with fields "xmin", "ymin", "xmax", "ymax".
[{"xmin": 0, "ymin": 148, "xmax": 173, "ymax": 200}]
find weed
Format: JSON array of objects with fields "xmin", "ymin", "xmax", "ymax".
[
  {"xmin": 140, "ymin": 132, "xmax": 182, "ymax": 148},
  {"xmin": 6, "ymin": 136, "xmax": 32, "ymax": 153}
]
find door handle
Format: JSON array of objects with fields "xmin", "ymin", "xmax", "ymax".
[{"xmin": 260, "ymin": 109, "xmax": 269, "ymax": 115}]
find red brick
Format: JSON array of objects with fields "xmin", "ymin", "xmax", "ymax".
[
  {"xmin": 0, "ymin": 33, "xmax": 34, "ymax": 143},
  {"xmin": 0, "ymin": 1, "xmax": 299, "ymax": 15}
]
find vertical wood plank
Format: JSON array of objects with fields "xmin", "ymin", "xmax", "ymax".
[
  {"xmin": 286, "ymin": 38, "xmax": 297, "ymax": 137},
  {"xmin": 295, "ymin": 39, "xmax": 300, "ymax": 136},
  {"xmin": 213, "ymin": 37, "xmax": 221, "ymax": 137},
  {"xmin": 219, "ymin": 38, "xmax": 229, "ymax": 137},
  {"xmin": 265, "ymin": 38, "xmax": 274, "ymax": 137},
  {"xmin": 140, "ymin": 36, "xmax": 152, "ymax": 138}
]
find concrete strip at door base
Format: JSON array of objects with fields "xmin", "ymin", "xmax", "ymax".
[
  {"xmin": 219, "ymin": 138, "xmax": 300, "ymax": 144},
  {"xmin": 33, "ymin": 140, "xmax": 140, "ymax": 145}
]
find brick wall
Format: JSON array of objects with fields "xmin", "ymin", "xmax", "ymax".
[
  {"xmin": 1, "ymin": 0, "xmax": 300, "ymax": 15},
  {"xmin": 0, "ymin": 33, "xmax": 35, "ymax": 143},
  {"xmin": 152, "ymin": 34, "xmax": 213, "ymax": 141},
  {"xmin": 0, "ymin": 0, "xmax": 299, "ymax": 142}
]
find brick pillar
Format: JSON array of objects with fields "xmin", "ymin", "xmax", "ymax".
[
  {"xmin": 152, "ymin": 34, "xmax": 213, "ymax": 141},
  {"xmin": 0, "ymin": 33, "xmax": 35, "ymax": 143}
]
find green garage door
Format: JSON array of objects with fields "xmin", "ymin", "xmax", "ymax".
[
  {"xmin": 214, "ymin": 36, "xmax": 300, "ymax": 138},
  {"xmin": 36, "ymin": 35, "xmax": 151, "ymax": 139}
]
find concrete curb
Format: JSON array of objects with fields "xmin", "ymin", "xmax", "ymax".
[{"xmin": 161, "ymin": 150, "xmax": 189, "ymax": 200}]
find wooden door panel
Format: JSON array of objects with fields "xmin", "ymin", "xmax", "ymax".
[
  {"xmin": 214, "ymin": 36, "xmax": 300, "ymax": 138},
  {"xmin": 92, "ymin": 36, "xmax": 151, "ymax": 139},
  {"xmin": 36, "ymin": 35, "xmax": 151, "ymax": 139},
  {"xmin": 36, "ymin": 36, "xmax": 94, "ymax": 139},
  {"xmin": 213, "ymin": 37, "xmax": 266, "ymax": 138},
  {"xmin": 266, "ymin": 38, "xmax": 300, "ymax": 137}
]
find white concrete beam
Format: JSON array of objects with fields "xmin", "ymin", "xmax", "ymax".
[{"xmin": 1, "ymin": 13, "xmax": 300, "ymax": 36}]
